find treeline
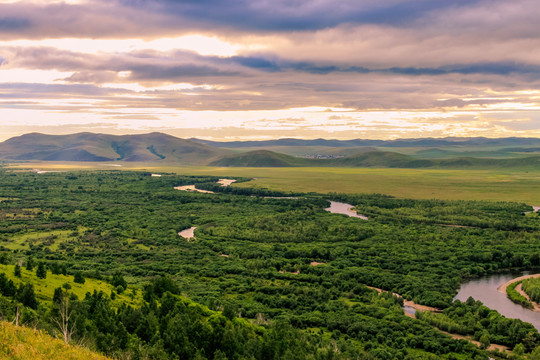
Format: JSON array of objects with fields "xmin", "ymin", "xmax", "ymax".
[
  {"xmin": 416, "ymin": 297, "xmax": 539, "ymax": 350},
  {"xmin": 522, "ymin": 278, "xmax": 540, "ymax": 304},
  {"xmin": 507, "ymin": 281, "xmax": 534, "ymax": 309}
]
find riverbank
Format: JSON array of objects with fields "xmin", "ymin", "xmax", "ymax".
[
  {"xmin": 498, "ymin": 274, "xmax": 540, "ymax": 312},
  {"xmin": 365, "ymin": 285, "xmax": 440, "ymax": 314},
  {"xmin": 497, "ymin": 274, "xmax": 540, "ymax": 295},
  {"xmin": 366, "ymin": 285, "xmax": 510, "ymax": 352}
]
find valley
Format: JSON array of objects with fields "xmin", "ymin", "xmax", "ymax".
[{"xmin": 1, "ymin": 166, "xmax": 540, "ymax": 359}]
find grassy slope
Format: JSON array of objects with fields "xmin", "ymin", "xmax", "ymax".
[
  {"xmin": 210, "ymin": 148, "xmax": 540, "ymax": 169},
  {"xmin": 0, "ymin": 133, "xmax": 229, "ymax": 165},
  {"xmin": 0, "ymin": 264, "xmax": 143, "ymax": 308},
  {"xmin": 209, "ymin": 150, "xmax": 316, "ymax": 167},
  {"xmin": 0, "ymin": 321, "xmax": 110, "ymax": 360}
]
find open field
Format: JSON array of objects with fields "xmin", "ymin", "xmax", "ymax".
[
  {"xmin": 6, "ymin": 161, "xmax": 540, "ymax": 204},
  {"xmin": 0, "ymin": 264, "xmax": 143, "ymax": 308}
]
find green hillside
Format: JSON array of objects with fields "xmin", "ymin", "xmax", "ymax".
[
  {"xmin": 2, "ymin": 133, "xmax": 540, "ymax": 169},
  {"xmin": 0, "ymin": 264, "xmax": 142, "ymax": 308},
  {"xmin": 0, "ymin": 132, "xmax": 228, "ymax": 165},
  {"xmin": 209, "ymin": 148, "xmax": 540, "ymax": 169},
  {"xmin": 210, "ymin": 149, "xmax": 316, "ymax": 167}
]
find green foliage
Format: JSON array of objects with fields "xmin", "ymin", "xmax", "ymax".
[
  {"xmin": 25, "ymin": 257, "xmax": 34, "ymax": 271},
  {"xmin": 417, "ymin": 298, "xmax": 540, "ymax": 349},
  {"xmin": 17, "ymin": 283, "xmax": 38, "ymax": 309},
  {"xmin": 506, "ymin": 281, "xmax": 533, "ymax": 308},
  {"xmin": 14, "ymin": 264, "xmax": 21, "ymax": 277},
  {"xmin": 73, "ymin": 272, "xmax": 85, "ymax": 284},
  {"xmin": 521, "ymin": 278, "xmax": 540, "ymax": 303},
  {"xmin": 111, "ymin": 272, "xmax": 127, "ymax": 289},
  {"xmin": 1, "ymin": 170, "xmax": 539, "ymax": 359},
  {"xmin": 36, "ymin": 262, "xmax": 47, "ymax": 279}
]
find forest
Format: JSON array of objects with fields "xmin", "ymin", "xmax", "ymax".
[{"xmin": 1, "ymin": 168, "xmax": 540, "ymax": 359}]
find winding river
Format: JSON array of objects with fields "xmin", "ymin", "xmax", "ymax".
[{"xmin": 455, "ymin": 272, "xmax": 540, "ymax": 330}]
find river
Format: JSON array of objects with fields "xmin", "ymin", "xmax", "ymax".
[
  {"xmin": 324, "ymin": 201, "xmax": 368, "ymax": 220},
  {"xmin": 455, "ymin": 272, "xmax": 540, "ymax": 330}
]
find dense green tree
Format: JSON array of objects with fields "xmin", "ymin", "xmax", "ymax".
[
  {"xmin": 17, "ymin": 283, "xmax": 38, "ymax": 309},
  {"xmin": 36, "ymin": 262, "xmax": 47, "ymax": 279},
  {"xmin": 111, "ymin": 272, "xmax": 127, "ymax": 289},
  {"xmin": 74, "ymin": 272, "xmax": 85, "ymax": 284},
  {"xmin": 53, "ymin": 287, "xmax": 64, "ymax": 304},
  {"xmin": 25, "ymin": 257, "xmax": 34, "ymax": 271},
  {"xmin": 14, "ymin": 264, "xmax": 21, "ymax": 278}
]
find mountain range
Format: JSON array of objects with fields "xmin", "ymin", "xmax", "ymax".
[
  {"xmin": 0, "ymin": 132, "xmax": 227, "ymax": 164},
  {"xmin": 1, "ymin": 132, "xmax": 540, "ymax": 169}
]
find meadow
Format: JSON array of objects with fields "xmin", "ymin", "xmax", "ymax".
[{"xmin": 7, "ymin": 162, "xmax": 540, "ymax": 204}]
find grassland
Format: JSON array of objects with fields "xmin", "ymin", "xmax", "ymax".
[
  {"xmin": 0, "ymin": 264, "xmax": 143, "ymax": 308},
  {"xmin": 7, "ymin": 162, "xmax": 540, "ymax": 204},
  {"xmin": 0, "ymin": 228, "xmax": 79, "ymax": 251},
  {"xmin": 0, "ymin": 321, "xmax": 110, "ymax": 360}
]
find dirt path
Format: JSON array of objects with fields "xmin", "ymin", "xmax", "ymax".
[
  {"xmin": 365, "ymin": 286, "xmax": 440, "ymax": 313},
  {"xmin": 438, "ymin": 330, "xmax": 509, "ymax": 352}
]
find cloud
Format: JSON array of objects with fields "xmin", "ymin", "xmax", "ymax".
[
  {"xmin": 119, "ymin": 0, "xmax": 484, "ymax": 32},
  {"xmin": 1, "ymin": 0, "xmax": 540, "ymax": 140},
  {"xmin": 0, "ymin": 17, "xmax": 30, "ymax": 31}
]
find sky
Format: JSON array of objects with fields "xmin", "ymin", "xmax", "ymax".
[{"xmin": 1, "ymin": 0, "xmax": 540, "ymax": 141}]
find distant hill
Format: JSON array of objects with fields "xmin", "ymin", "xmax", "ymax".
[
  {"xmin": 334, "ymin": 151, "xmax": 432, "ymax": 168},
  {"xmin": 209, "ymin": 149, "xmax": 540, "ymax": 169},
  {"xmin": 210, "ymin": 150, "xmax": 314, "ymax": 167},
  {"xmin": 0, "ymin": 132, "xmax": 229, "ymax": 164},
  {"xmin": 1, "ymin": 321, "xmax": 110, "ymax": 360},
  {"xmin": 192, "ymin": 136, "xmax": 540, "ymax": 148},
  {"xmin": 1, "ymin": 133, "xmax": 540, "ymax": 168}
]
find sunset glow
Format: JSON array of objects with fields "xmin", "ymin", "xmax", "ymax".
[{"xmin": 1, "ymin": 0, "xmax": 540, "ymax": 141}]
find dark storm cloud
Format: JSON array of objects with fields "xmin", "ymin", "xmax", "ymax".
[
  {"xmin": 0, "ymin": 17, "xmax": 31, "ymax": 31},
  {"xmin": 120, "ymin": 0, "xmax": 481, "ymax": 31},
  {"xmin": 225, "ymin": 55, "xmax": 540, "ymax": 79},
  {"xmin": 0, "ymin": 0, "xmax": 492, "ymax": 39},
  {"xmin": 128, "ymin": 64, "xmax": 238, "ymax": 80}
]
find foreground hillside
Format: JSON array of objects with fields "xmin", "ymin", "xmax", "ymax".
[{"xmin": 0, "ymin": 321, "xmax": 110, "ymax": 360}]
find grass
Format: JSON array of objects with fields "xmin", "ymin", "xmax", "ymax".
[
  {"xmin": 0, "ymin": 264, "xmax": 143, "ymax": 308},
  {"xmin": 0, "ymin": 321, "xmax": 110, "ymax": 360},
  {"xmin": 0, "ymin": 229, "xmax": 80, "ymax": 251},
  {"xmin": 506, "ymin": 280, "xmax": 533, "ymax": 309},
  {"xmin": 6, "ymin": 161, "xmax": 540, "ymax": 204}
]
